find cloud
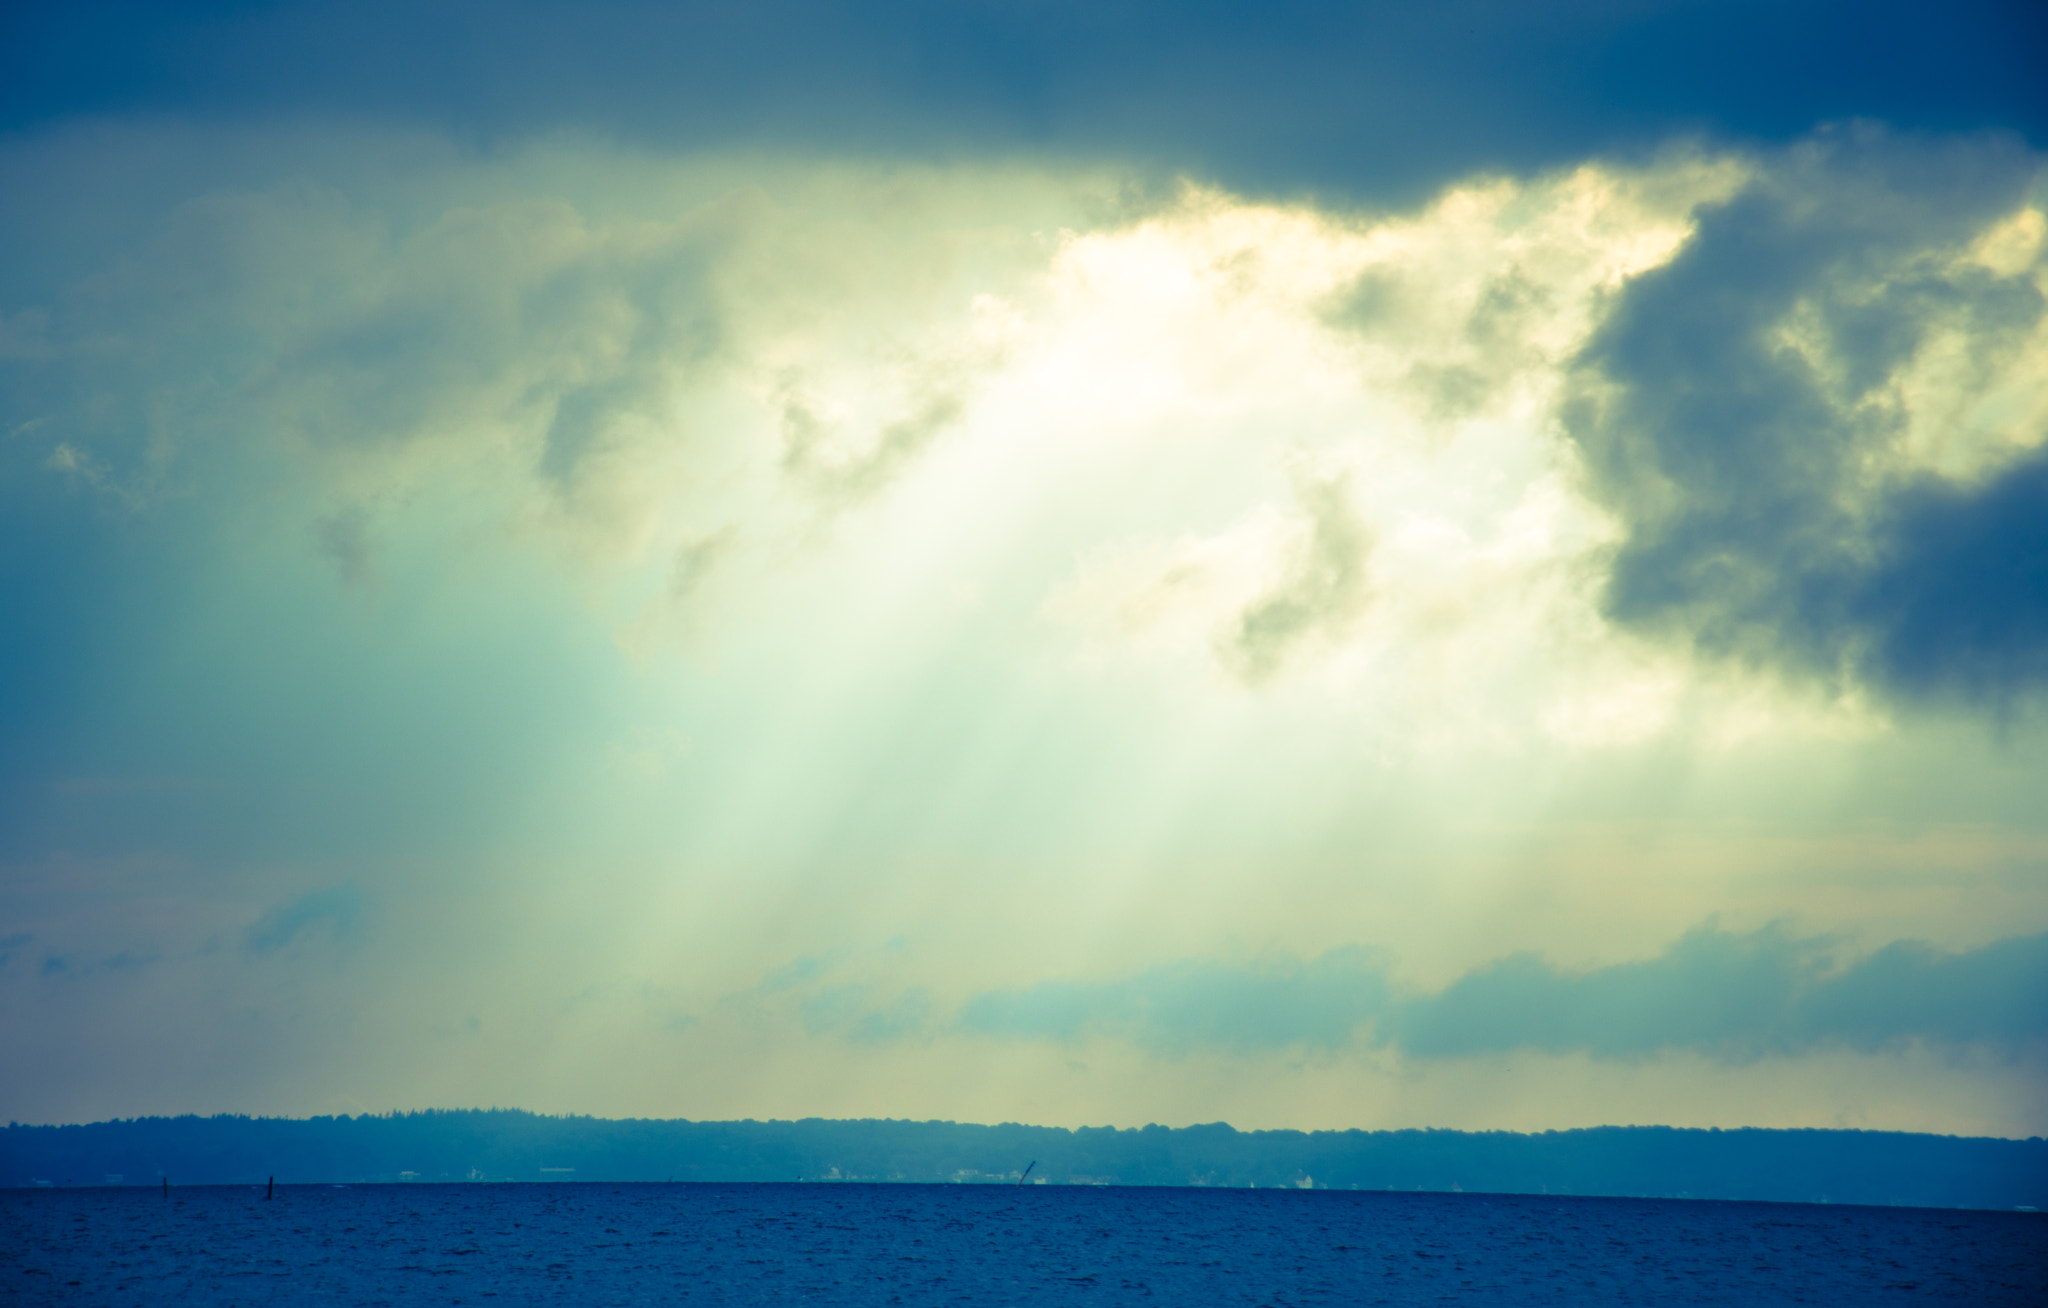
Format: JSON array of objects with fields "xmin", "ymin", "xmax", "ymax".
[
  {"xmin": 805, "ymin": 986, "xmax": 936, "ymax": 1046},
  {"xmin": 0, "ymin": 128, "xmax": 2037, "ymax": 872},
  {"xmin": 668, "ymin": 529, "xmax": 734, "ymax": 601},
  {"xmin": 771, "ymin": 289, "xmax": 1025, "ymax": 509},
  {"xmin": 1395, "ymin": 925, "xmax": 1820, "ymax": 1060},
  {"xmin": 267, "ymin": 193, "xmax": 739, "ymax": 499},
  {"xmin": 4, "ymin": 123, "xmax": 2047, "ymax": 1131},
  {"xmin": 757, "ymin": 953, "xmax": 838, "ymax": 995},
  {"xmin": 30, "ymin": 948, "xmax": 157, "ymax": 979},
  {"xmin": 958, "ymin": 948, "xmax": 1392, "ymax": 1054},
  {"xmin": 314, "ymin": 506, "xmax": 374, "ymax": 586},
  {"xmin": 1564, "ymin": 127, "xmax": 2048, "ymax": 706},
  {"xmin": 3, "ymin": 2, "xmax": 2042, "ymax": 202},
  {"xmin": 1221, "ymin": 472, "xmax": 1373, "ymax": 683},
  {"xmin": 952, "ymin": 925, "xmax": 2048, "ymax": 1062},
  {"xmin": 1047, "ymin": 471, "xmax": 1385, "ymax": 690},
  {"xmin": 11, "ymin": 125, "xmax": 2036, "ymax": 845},
  {"xmin": 1795, "ymin": 932, "xmax": 2048, "ymax": 1052},
  {"xmin": 1848, "ymin": 450, "xmax": 2048, "ymax": 702},
  {"xmin": 776, "ymin": 374, "xmax": 964, "ymax": 505},
  {"xmin": 244, "ymin": 887, "xmax": 365, "ymax": 956}
]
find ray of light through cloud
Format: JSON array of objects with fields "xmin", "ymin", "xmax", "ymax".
[{"xmin": 2, "ymin": 37, "xmax": 2046, "ymax": 1139}]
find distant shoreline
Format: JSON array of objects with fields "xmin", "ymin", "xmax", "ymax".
[{"xmin": 7, "ymin": 1112, "xmax": 2043, "ymax": 1210}]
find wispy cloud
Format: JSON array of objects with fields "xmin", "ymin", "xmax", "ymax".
[
  {"xmin": 245, "ymin": 887, "xmax": 365, "ymax": 957},
  {"xmin": 960, "ymin": 948, "xmax": 1392, "ymax": 1054},
  {"xmin": 32, "ymin": 948, "xmax": 158, "ymax": 979},
  {"xmin": 1221, "ymin": 472, "xmax": 1374, "ymax": 683}
]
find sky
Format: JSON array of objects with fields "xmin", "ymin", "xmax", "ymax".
[{"xmin": 2, "ymin": 1, "xmax": 2046, "ymax": 1136}]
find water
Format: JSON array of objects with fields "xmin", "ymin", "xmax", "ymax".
[{"xmin": 6, "ymin": 1183, "xmax": 2043, "ymax": 1304}]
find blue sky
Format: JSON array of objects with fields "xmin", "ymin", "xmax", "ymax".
[{"xmin": 2, "ymin": 1, "xmax": 2045, "ymax": 1133}]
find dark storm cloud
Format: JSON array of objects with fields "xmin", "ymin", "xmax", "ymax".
[
  {"xmin": 1848, "ymin": 451, "xmax": 2048, "ymax": 701},
  {"xmin": 1563, "ymin": 130, "xmax": 2048, "ymax": 705},
  {"xmin": 2, "ymin": 2, "xmax": 2040, "ymax": 198},
  {"xmin": 953, "ymin": 926, "xmax": 2048, "ymax": 1061}
]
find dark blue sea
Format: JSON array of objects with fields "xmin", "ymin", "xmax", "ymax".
[{"xmin": 6, "ymin": 1182, "xmax": 2044, "ymax": 1304}]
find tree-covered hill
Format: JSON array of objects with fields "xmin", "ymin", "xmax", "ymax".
[{"xmin": 4, "ymin": 1113, "xmax": 2043, "ymax": 1209}]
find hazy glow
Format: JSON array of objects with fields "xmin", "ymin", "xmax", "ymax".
[{"xmin": 2, "ymin": 126, "xmax": 2045, "ymax": 1133}]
